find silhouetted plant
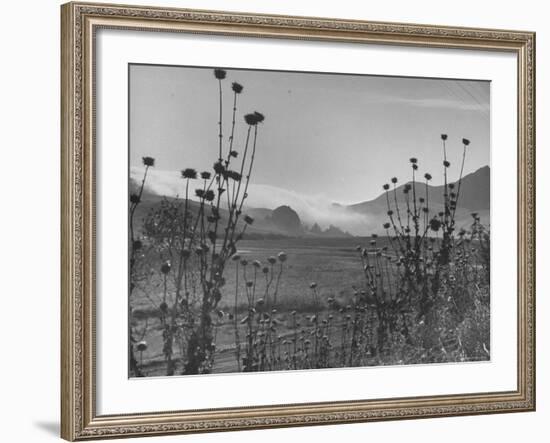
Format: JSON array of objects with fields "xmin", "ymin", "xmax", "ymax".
[
  {"xmin": 128, "ymin": 156, "xmax": 155, "ymax": 377},
  {"xmin": 135, "ymin": 68, "xmax": 266, "ymax": 375}
]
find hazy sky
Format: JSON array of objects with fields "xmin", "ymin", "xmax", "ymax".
[{"xmin": 129, "ymin": 64, "xmax": 489, "ymax": 206}]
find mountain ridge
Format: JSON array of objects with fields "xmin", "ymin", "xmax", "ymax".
[{"xmin": 131, "ymin": 165, "xmax": 489, "ymax": 237}]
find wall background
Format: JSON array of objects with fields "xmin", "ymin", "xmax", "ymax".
[{"xmin": 0, "ymin": 0, "xmax": 545, "ymax": 442}]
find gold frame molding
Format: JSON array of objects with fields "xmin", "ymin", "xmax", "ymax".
[{"xmin": 61, "ymin": 2, "xmax": 536, "ymax": 440}]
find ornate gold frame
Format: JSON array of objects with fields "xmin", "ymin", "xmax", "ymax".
[{"xmin": 61, "ymin": 2, "xmax": 536, "ymax": 440}]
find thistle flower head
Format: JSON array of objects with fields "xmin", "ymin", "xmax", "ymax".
[
  {"xmin": 268, "ymin": 256, "xmax": 277, "ymax": 265},
  {"xmin": 429, "ymin": 218, "xmax": 442, "ymax": 232},
  {"xmin": 213, "ymin": 161, "xmax": 225, "ymax": 175},
  {"xmin": 462, "ymin": 138, "xmax": 470, "ymax": 146},
  {"xmin": 443, "ymin": 160, "xmax": 451, "ymax": 168},
  {"xmin": 424, "ymin": 173, "xmax": 432, "ymax": 181},
  {"xmin": 277, "ymin": 251, "xmax": 287, "ymax": 262},
  {"xmin": 204, "ymin": 190, "xmax": 215, "ymax": 202},
  {"xmin": 262, "ymin": 266, "xmax": 269, "ymax": 274},
  {"xmin": 231, "ymin": 82, "xmax": 243, "ymax": 93},
  {"xmin": 130, "ymin": 194, "xmax": 140, "ymax": 204},
  {"xmin": 142, "ymin": 156, "xmax": 155, "ymax": 167},
  {"xmin": 181, "ymin": 168, "xmax": 197, "ymax": 179},
  {"xmin": 230, "ymin": 150, "xmax": 238, "ymax": 158},
  {"xmin": 160, "ymin": 261, "xmax": 171, "ymax": 274},
  {"xmin": 412, "ymin": 164, "xmax": 418, "ymax": 170},
  {"xmin": 448, "ymin": 183, "xmax": 455, "ymax": 190},
  {"xmin": 244, "ymin": 215, "xmax": 254, "ymax": 225},
  {"xmin": 214, "ymin": 68, "xmax": 226, "ymax": 80},
  {"xmin": 136, "ymin": 341, "xmax": 147, "ymax": 352},
  {"xmin": 391, "ymin": 177, "xmax": 398, "ymax": 184},
  {"xmin": 254, "ymin": 111, "xmax": 265, "ymax": 123},
  {"xmin": 441, "ymin": 134, "xmax": 448, "ymax": 141},
  {"xmin": 201, "ymin": 171, "xmax": 211, "ymax": 180},
  {"xmin": 227, "ymin": 170, "xmax": 242, "ymax": 182},
  {"xmin": 383, "ymin": 222, "xmax": 391, "ymax": 229},
  {"xmin": 244, "ymin": 113, "xmax": 259, "ymax": 125},
  {"xmin": 410, "ymin": 157, "xmax": 418, "ymax": 164},
  {"xmin": 252, "ymin": 260, "xmax": 262, "ymax": 268},
  {"xmin": 383, "ymin": 183, "xmax": 390, "ymax": 191},
  {"xmin": 231, "ymin": 253, "xmax": 241, "ymax": 261},
  {"xmin": 310, "ymin": 282, "xmax": 317, "ymax": 289},
  {"xmin": 195, "ymin": 189, "xmax": 205, "ymax": 199}
]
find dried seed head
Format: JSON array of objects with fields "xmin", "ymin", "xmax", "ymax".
[
  {"xmin": 181, "ymin": 168, "xmax": 197, "ymax": 179},
  {"xmin": 231, "ymin": 82, "xmax": 243, "ymax": 93},
  {"xmin": 214, "ymin": 68, "xmax": 226, "ymax": 79},
  {"xmin": 142, "ymin": 156, "xmax": 155, "ymax": 167},
  {"xmin": 160, "ymin": 261, "xmax": 171, "ymax": 275}
]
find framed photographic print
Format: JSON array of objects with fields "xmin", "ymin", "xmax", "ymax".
[{"xmin": 61, "ymin": 2, "xmax": 536, "ymax": 440}]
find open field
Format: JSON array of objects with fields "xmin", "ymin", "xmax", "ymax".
[
  {"xmin": 132, "ymin": 236, "xmax": 380, "ymax": 375},
  {"xmin": 132, "ymin": 236, "xmax": 392, "ymax": 314},
  {"xmin": 130, "ymin": 235, "xmax": 489, "ymax": 376}
]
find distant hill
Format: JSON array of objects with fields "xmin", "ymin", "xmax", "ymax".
[
  {"xmin": 130, "ymin": 165, "xmax": 489, "ymax": 237},
  {"xmin": 350, "ymin": 166, "xmax": 489, "ymax": 213},
  {"xmin": 267, "ymin": 205, "xmax": 303, "ymax": 235},
  {"xmin": 129, "ymin": 179, "xmax": 287, "ymax": 239},
  {"xmin": 348, "ymin": 166, "xmax": 490, "ymax": 232}
]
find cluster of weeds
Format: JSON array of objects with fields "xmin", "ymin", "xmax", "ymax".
[
  {"xmin": 129, "ymin": 68, "xmax": 265, "ymax": 376},
  {"xmin": 229, "ymin": 135, "xmax": 490, "ymax": 370}
]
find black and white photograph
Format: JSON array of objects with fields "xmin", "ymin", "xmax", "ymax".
[{"xmin": 128, "ymin": 64, "xmax": 491, "ymax": 377}]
